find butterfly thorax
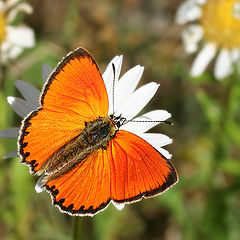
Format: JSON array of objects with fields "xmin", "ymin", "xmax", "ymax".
[
  {"xmin": 39, "ymin": 117, "xmax": 117, "ymax": 181},
  {"xmin": 83, "ymin": 117, "xmax": 116, "ymax": 147}
]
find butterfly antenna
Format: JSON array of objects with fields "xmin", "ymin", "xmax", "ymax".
[
  {"xmin": 126, "ymin": 119, "xmax": 174, "ymax": 125},
  {"xmin": 112, "ymin": 63, "xmax": 116, "ymax": 114}
]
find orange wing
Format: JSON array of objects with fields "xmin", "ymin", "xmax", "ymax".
[
  {"xmin": 109, "ymin": 130, "xmax": 178, "ymax": 203},
  {"xmin": 18, "ymin": 48, "xmax": 109, "ymax": 174},
  {"xmin": 45, "ymin": 149, "xmax": 112, "ymax": 216},
  {"xmin": 44, "ymin": 130, "xmax": 177, "ymax": 216}
]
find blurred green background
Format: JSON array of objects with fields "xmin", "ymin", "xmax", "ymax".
[{"xmin": 1, "ymin": 0, "xmax": 240, "ymax": 239}]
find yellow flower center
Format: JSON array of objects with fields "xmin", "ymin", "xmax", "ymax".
[
  {"xmin": 0, "ymin": 12, "xmax": 6, "ymax": 44},
  {"xmin": 200, "ymin": 0, "xmax": 240, "ymax": 48}
]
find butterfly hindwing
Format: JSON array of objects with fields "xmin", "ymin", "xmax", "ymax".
[
  {"xmin": 109, "ymin": 130, "xmax": 178, "ymax": 203},
  {"xmin": 45, "ymin": 149, "xmax": 112, "ymax": 216}
]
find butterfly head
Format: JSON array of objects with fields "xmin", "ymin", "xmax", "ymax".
[{"xmin": 109, "ymin": 114, "xmax": 127, "ymax": 129}]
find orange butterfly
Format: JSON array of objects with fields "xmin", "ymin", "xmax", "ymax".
[{"xmin": 18, "ymin": 48, "xmax": 178, "ymax": 216}]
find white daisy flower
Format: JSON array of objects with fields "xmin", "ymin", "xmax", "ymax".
[
  {"xmin": 0, "ymin": 0, "xmax": 35, "ymax": 64},
  {"xmin": 103, "ymin": 55, "xmax": 173, "ymax": 159},
  {"xmin": 176, "ymin": 0, "xmax": 240, "ymax": 79},
  {"xmin": 0, "ymin": 54, "xmax": 173, "ymax": 211}
]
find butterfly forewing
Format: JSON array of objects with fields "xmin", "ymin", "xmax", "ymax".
[{"xmin": 18, "ymin": 48, "xmax": 109, "ymax": 174}]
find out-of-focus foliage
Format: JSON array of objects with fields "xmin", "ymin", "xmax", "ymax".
[{"xmin": 0, "ymin": 0, "xmax": 240, "ymax": 240}]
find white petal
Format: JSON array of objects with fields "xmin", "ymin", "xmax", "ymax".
[
  {"xmin": 6, "ymin": 26, "xmax": 35, "ymax": 48},
  {"xmin": 15, "ymin": 80, "xmax": 40, "ymax": 108},
  {"xmin": 115, "ymin": 65, "xmax": 144, "ymax": 111},
  {"xmin": 176, "ymin": 0, "xmax": 202, "ymax": 24},
  {"xmin": 133, "ymin": 132, "xmax": 173, "ymax": 159},
  {"xmin": 35, "ymin": 183, "xmax": 44, "ymax": 193},
  {"xmin": 7, "ymin": 3, "xmax": 33, "ymax": 23},
  {"xmin": 102, "ymin": 56, "xmax": 120, "ymax": 84},
  {"xmin": 42, "ymin": 64, "xmax": 53, "ymax": 83},
  {"xmin": 0, "ymin": 41, "xmax": 22, "ymax": 62},
  {"xmin": 190, "ymin": 42, "xmax": 217, "ymax": 77},
  {"xmin": 155, "ymin": 147, "xmax": 172, "ymax": 159},
  {"xmin": 0, "ymin": 127, "xmax": 19, "ymax": 138},
  {"xmin": 1, "ymin": 25, "xmax": 35, "ymax": 61},
  {"xmin": 103, "ymin": 55, "xmax": 123, "ymax": 114},
  {"xmin": 121, "ymin": 110, "xmax": 171, "ymax": 134},
  {"xmin": 7, "ymin": 96, "xmax": 33, "ymax": 118},
  {"xmin": 114, "ymin": 55, "xmax": 123, "ymax": 82},
  {"xmin": 3, "ymin": 150, "xmax": 18, "ymax": 159},
  {"xmin": 182, "ymin": 25, "xmax": 203, "ymax": 53},
  {"xmin": 7, "ymin": 45, "xmax": 23, "ymax": 60},
  {"xmin": 112, "ymin": 201, "xmax": 125, "ymax": 211},
  {"xmin": 196, "ymin": 0, "xmax": 206, "ymax": 5},
  {"xmin": 103, "ymin": 55, "xmax": 123, "ymax": 87},
  {"xmin": 214, "ymin": 49, "xmax": 233, "ymax": 80},
  {"xmin": 35, "ymin": 174, "xmax": 46, "ymax": 193},
  {"xmin": 115, "ymin": 82, "xmax": 159, "ymax": 119},
  {"xmin": 5, "ymin": 0, "xmax": 21, "ymax": 9},
  {"xmin": 139, "ymin": 133, "xmax": 172, "ymax": 147}
]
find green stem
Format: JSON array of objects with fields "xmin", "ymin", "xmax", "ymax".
[
  {"xmin": 201, "ymin": 77, "xmax": 238, "ymax": 239},
  {"xmin": 73, "ymin": 217, "xmax": 94, "ymax": 240},
  {"xmin": 214, "ymin": 76, "xmax": 236, "ymax": 164},
  {"xmin": 0, "ymin": 63, "xmax": 6, "ymax": 90}
]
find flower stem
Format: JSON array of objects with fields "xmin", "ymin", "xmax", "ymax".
[
  {"xmin": 73, "ymin": 217, "xmax": 94, "ymax": 240},
  {"xmin": 0, "ymin": 63, "xmax": 6, "ymax": 90}
]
